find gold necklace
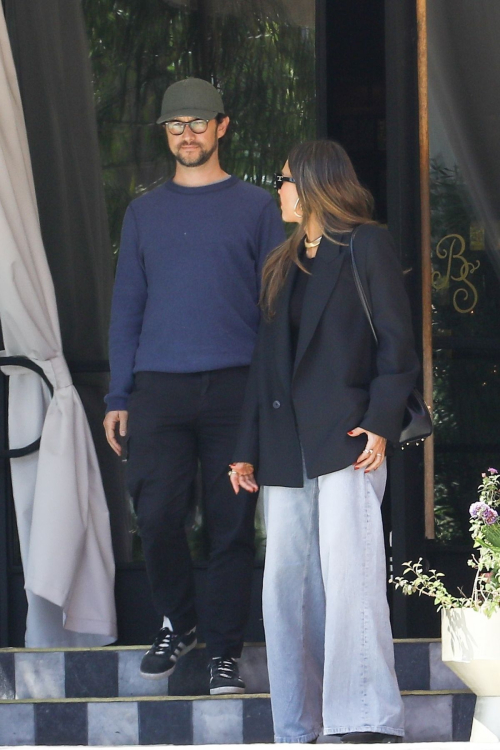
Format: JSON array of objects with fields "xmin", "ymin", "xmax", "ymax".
[{"xmin": 304, "ymin": 235, "xmax": 322, "ymax": 249}]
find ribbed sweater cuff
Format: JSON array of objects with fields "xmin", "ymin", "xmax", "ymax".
[{"xmin": 105, "ymin": 396, "xmax": 129, "ymax": 413}]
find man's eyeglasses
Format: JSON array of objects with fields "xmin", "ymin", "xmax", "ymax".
[
  {"xmin": 273, "ymin": 173, "xmax": 296, "ymax": 191},
  {"xmin": 164, "ymin": 119, "xmax": 211, "ymax": 135}
]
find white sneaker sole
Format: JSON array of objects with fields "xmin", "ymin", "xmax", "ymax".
[
  {"xmin": 210, "ymin": 685, "xmax": 246, "ymax": 695},
  {"xmin": 140, "ymin": 638, "xmax": 197, "ymax": 680}
]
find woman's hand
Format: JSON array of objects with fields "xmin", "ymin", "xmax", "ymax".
[
  {"xmin": 228, "ymin": 462, "xmax": 259, "ymax": 494},
  {"xmin": 348, "ymin": 427, "xmax": 387, "ymax": 473}
]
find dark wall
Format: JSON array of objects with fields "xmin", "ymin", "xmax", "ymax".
[{"xmin": 324, "ymin": 0, "xmax": 387, "ymax": 219}]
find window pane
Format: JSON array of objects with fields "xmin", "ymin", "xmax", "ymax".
[
  {"xmin": 427, "ymin": 0, "xmax": 500, "ymax": 544},
  {"xmin": 433, "ymin": 352, "xmax": 500, "ymax": 542},
  {"xmin": 83, "ymin": 0, "xmax": 317, "ymax": 252}
]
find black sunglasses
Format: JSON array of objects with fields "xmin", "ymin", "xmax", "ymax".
[{"xmin": 273, "ymin": 172, "xmax": 296, "ymax": 190}]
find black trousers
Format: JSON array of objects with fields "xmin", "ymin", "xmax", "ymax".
[{"xmin": 126, "ymin": 367, "xmax": 256, "ymax": 658}]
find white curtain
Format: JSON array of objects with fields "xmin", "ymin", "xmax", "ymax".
[
  {"xmin": 427, "ymin": 0, "xmax": 500, "ymax": 279},
  {"xmin": 0, "ymin": 7, "xmax": 116, "ymax": 646}
]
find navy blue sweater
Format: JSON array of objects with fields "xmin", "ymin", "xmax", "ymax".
[{"xmin": 105, "ymin": 176, "xmax": 285, "ymax": 412}]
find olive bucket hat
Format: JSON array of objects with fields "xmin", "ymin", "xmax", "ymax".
[{"xmin": 156, "ymin": 78, "xmax": 225, "ymax": 124}]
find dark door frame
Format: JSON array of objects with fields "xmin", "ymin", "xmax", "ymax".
[
  {"xmin": 0, "ymin": 371, "xmax": 10, "ymax": 646},
  {"xmin": 384, "ymin": 0, "xmax": 428, "ymax": 636}
]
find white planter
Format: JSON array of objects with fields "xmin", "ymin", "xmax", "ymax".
[{"xmin": 441, "ymin": 608, "xmax": 500, "ymax": 742}]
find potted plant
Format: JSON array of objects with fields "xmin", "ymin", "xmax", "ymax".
[{"xmin": 391, "ymin": 468, "xmax": 500, "ymax": 743}]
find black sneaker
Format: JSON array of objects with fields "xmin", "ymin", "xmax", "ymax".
[
  {"xmin": 140, "ymin": 626, "xmax": 197, "ymax": 680},
  {"xmin": 338, "ymin": 733, "xmax": 403, "ymax": 744},
  {"xmin": 209, "ymin": 657, "xmax": 245, "ymax": 695}
]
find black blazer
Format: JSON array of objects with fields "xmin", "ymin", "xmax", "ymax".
[{"xmin": 233, "ymin": 223, "xmax": 420, "ymax": 487}]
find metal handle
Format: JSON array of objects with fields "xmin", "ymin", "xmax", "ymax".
[{"xmin": 0, "ymin": 356, "xmax": 54, "ymax": 458}]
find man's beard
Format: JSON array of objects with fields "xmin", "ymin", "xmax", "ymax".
[{"xmin": 173, "ymin": 138, "xmax": 218, "ymax": 167}]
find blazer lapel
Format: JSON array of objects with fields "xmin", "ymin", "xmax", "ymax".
[
  {"xmin": 273, "ymin": 260, "xmax": 299, "ymax": 391},
  {"xmin": 293, "ymin": 235, "xmax": 348, "ymax": 378}
]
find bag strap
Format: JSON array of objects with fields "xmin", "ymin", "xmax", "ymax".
[{"xmin": 349, "ymin": 227, "xmax": 379, "ymax": 346}]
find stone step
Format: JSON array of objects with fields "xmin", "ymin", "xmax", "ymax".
[
  {"xmin": 0, "ymin": 640, "xmax": 466, "ymax": 701},
  {"xmin": 0, "ymin": 691, "xmax": 475, "ymax": 745}
]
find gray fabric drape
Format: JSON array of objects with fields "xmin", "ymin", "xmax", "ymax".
[
  {"xmin": 427, "ymin": 0, "xmax": 500, "ymax": 278},
  {"xmin": 0, "ymin": 3, "xmax": 116, "ymax": 646},
  {"xmin": 5, "ymin": 0, "xmax": 131, "ymax": 560}
]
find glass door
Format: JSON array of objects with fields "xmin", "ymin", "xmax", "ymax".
[{"xmin": 419, "ymin": 0, "xmax": 500, "ymax": 552}]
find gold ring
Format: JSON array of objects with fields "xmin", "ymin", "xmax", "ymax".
[{"xmin": 228, "ymin": 469, "xmax": 238, "ymax": 476}]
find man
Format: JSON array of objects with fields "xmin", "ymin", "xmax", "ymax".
[{"xmin": 103, "ymin": 78, "xmax": 284, "ymax": 694}]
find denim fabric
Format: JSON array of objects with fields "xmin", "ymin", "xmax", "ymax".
[{"xmin": 263, "ymin": 462, "xmax": 404, "ymax": 743}]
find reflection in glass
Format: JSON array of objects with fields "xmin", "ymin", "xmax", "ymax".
[
  {"xmin": 83, "ymin": 0, "xmax": 316, "ymax": 252},
  {"xmin": 427, "ymin": 0, "xmax": 500, "ymax": 543},
  {"xmin": 83, "ymin": 0, "xmax": 316, "ymax": 560}
]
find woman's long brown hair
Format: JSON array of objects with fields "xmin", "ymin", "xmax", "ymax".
[{"xmin": 261, "ymin": 140, "xmax": 376, "ymax": 317}]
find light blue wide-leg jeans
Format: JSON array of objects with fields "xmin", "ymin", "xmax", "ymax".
[{"xmin": 263, "ymin": 462, "xmax": 404, "ymax": 743}]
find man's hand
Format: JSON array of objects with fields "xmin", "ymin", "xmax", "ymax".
[
  {"xmin": 103, "ymin": 410, "xmax": 128, "ymax": 456},
  {"xmin": 229, "ymin": 462, "xmax": 259, "ymax": 494}
]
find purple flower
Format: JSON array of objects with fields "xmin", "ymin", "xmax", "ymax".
[
  {"xmin": 470, "ymin": 502, "xmax": 488, "ymax": 518},
  {"xmin": 488, "ymin": 468, "xmax": 498, "ymax": 474},
  {"xmin": 484, "ymin": 507, "xmax": 499, "ymax": 525},
  {"xmin": 470, "ymin": 501, "xmax": 499, "ymax": 525}
]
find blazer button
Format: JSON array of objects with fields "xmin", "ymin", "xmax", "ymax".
[{"xmin": 272, "ymin": 400, "xmax": 281, "ymax": 409}]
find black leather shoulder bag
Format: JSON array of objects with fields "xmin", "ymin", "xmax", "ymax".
[{"xmin": 349, "ymin": 228, "xmax": 433, "ymax": 447}]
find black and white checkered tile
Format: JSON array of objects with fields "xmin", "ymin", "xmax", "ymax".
[
  {"xmin": 0, "ymin": 695, "xmax": 274, "ymax": 746},
  {"xmin": 0, "ymin": 693, "xmax": 476, "ymax": 745},
  {"xmin": 0, "ymin": 641, "xmax": 474, "ymax": 745},
  {"xmin": 0, "ymin": 642, "xmax": 466, "ymax": 700}
]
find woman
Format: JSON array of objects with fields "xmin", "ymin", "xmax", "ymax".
[{"xmin": 229, "ymin": 140, "xmax": 419, "ymax": 744}]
